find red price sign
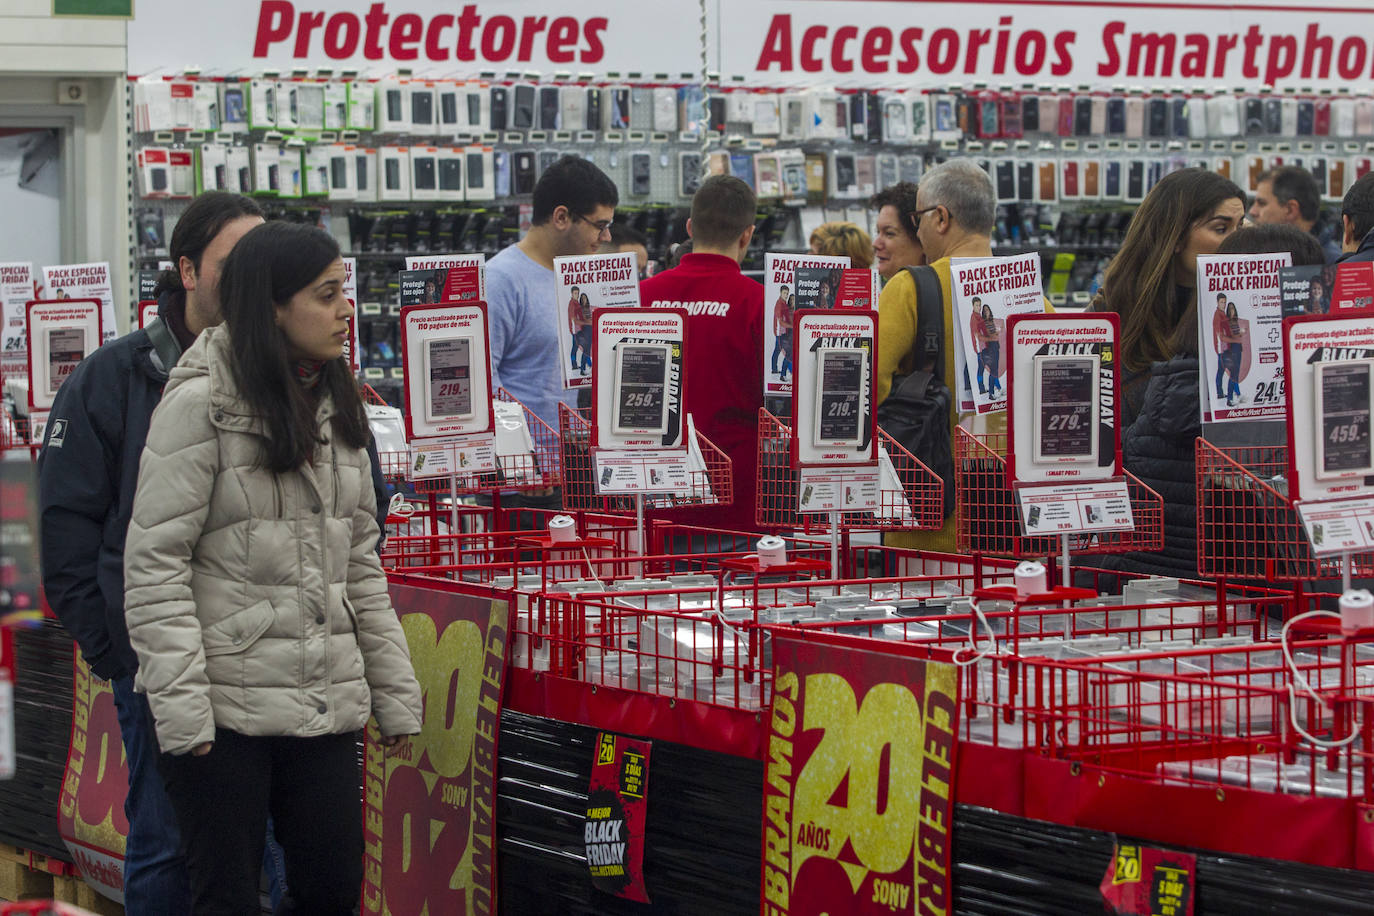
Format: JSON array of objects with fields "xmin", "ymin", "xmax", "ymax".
[
  {"xmin": 1100, "ymin": 843, "xmax": 1196, "ymax": 916},
  {"xmin": 362, "ymin": 582, "xmax": 509, "ymax": 916},
  {"xmin": 58, "ymin": 654, "xmax": 131, "ymax": 900},
  {"xmin": 762, "ymin": 637, "xmax": 959, "ymax": 916}
]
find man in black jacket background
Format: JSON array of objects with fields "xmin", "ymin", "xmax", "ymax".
[
  {"xmin": 1338, "ymin": 173, "xmax": 1374, "ymax": 264},
  {"xmin": 39, "ymin": 192, "xmax": 263, "ymax": 915}
]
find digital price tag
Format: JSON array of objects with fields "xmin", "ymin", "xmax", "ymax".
[
  {"xmin": 25, "ymin": 299, "xmax": 101, "ymax": 412},
  {"xmin": 791, "ymin": 309, "xmax": 876, "ymax": 467},
  {"xmin": 611, "ymin": 343, "xmax": 671, "ymax": 437},
  {"xmin": 1006, "ymin": 314, "xmax": 1120, "ymax": 485},
  {"xmin": 423, "ymin": 336, "xmax": 474, "ymax": 423},
  {"xmin": 592, "ymin": 309, "xmax": 685, "ymax": 450},
  {"xmin": 45, "ymin": 327, "xmax": 87, "ymax": 395},
  {"xmin": 813, "ymin": 348, "xmax": 868, "ymax": 448},
  {"xmin": 1032, "ymin": 354, "xmax": 1099, "ymax": 464},
  {"xmin": 1314, "ymin": 360, "xmax": 1374, "ymax": 480},
  {"xmin": 400, "ymin": 302, "xmax": 493, "ymax": 440}
]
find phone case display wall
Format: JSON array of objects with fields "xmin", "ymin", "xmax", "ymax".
[{"xmin": 130, "ymin": 73, "xmax": 1374, "ymax": 323}]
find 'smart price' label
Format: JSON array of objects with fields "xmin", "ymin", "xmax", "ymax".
[
  {"xmin": 1296, "ymin": 496, "xmax": 1374, "ymax": 557},
  {"xmin": 798, "ymin": 465, "xmax": 880, "ymax": 513},
  {"xmin": 592, "ymin": 448, "xmax": 692, "ymax": 495},
  {"xmin": 1016, "ymin": 478, "xmax": 1134, "ymax": 535},
  {"xmin": 763, "ymin": 637, "xmax": 959, "ymax": 916},
  {"xmin": 407, "ymin": 433, "xmax": 497, "ymax": 481}
]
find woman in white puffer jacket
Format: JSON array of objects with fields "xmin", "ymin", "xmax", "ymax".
[{"xmin": 124, "ymin": 221, "xmax": 421, "ymax": 915}]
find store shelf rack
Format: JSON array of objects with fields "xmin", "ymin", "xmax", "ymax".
[
  {"xmin": 557, "ymin": 405, "xmax": 733, "ymax": 514},
  {"xmin": 1196, "ymin": 439, "xmax": 1374, "ymax": 582},
  {"xmin": 955, "ymin": 427, "xmax": 1164, "ymax": 558},
  {"xmin": 754, "ymin": 408, "xmax": 946, "ymax": 532}
]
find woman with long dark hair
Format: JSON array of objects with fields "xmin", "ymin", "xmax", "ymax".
[
  {"xmin": 1095, "ymin": 222, "xmax": 1324, "ymax": 581},
  {"xmin": 123, "ymin": 221, "xmax": 422, "ymax": 915},
  {"xmin": 1090, "ymin": 168, "xmax": 1246, "ymax": 426}
]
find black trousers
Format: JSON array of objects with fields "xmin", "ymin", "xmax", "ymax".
[{"xmin": 159, "ymin": 728, "xmax": 362, "ymax": 916}]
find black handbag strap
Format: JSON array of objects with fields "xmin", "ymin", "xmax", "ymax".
[{"xmin": 905, "ymin": 265, "xmax": 945, "ymax": 382}]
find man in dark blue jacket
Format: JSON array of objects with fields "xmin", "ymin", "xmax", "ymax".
[
  {"xmin": 1338, "ymin": 173, "xmax": 1374, "ymax": 264},
  {"xmin": 38, "ymin": 192, "xmax": 264, "ymax": 915}
]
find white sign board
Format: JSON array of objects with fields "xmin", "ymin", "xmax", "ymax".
[
  {"xmin": 25, "ymin": 300, "xmax": 102, "ymax": 413},
  {"xmin": 400, "ymin": 302, "xmax": 494, "ymax": 439}
]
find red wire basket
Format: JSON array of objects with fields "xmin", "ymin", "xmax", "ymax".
[
  {"xmin": 557, "ymin": 404, "xmax": 733, "ymax": 514},
  {"xmin": 955, "ymin": 428, "xmax": 1164, "ymax": 558},
  {"xmin": 1196, "ymin": 439, "xmax": 1374, "ymax": 582},
  {"xmin": 754, "ymin": 409, "xmax": 945, "ymax": 532}
]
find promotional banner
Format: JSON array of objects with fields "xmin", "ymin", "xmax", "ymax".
[
  {"xmin": 41, "ymin": 263, "xmax": 117, "ymax": 345},
  {"xmin": 129, "ymin": 0, "xmax": 1374, "ymax": 89},
  {"xmin": 951, "ymin": 253, "xmax": 1045, "ymax": 415},
  {"xmin": 720, "ymin": 0, "xmax": 1374, "ymax": 88},
  {"xmin": 554, "ymin": 251, "xmax": 640, "ymax": 391},
  {"xmin": 1196, "ymin": 252, "xmax": 1291, "ymax": 423},
  {"xmin": 58, "ymin": 654, "xmax": 129, "ymax": 904},
  {"xmin": 363, "ymin": 582, "xmax": 509, "ymax": 916},
  {"xmin": 129, "ymin": 1, "xmax": 704, "ymax": 77},
  {"xmin": 0, "ymin": 263, "xmax": 35, "ymax": 381},
  {"xmin": 762, "ymin": 635, "xmax": 959, "ymax": 916},
  {"xmin": 405, "ymin": 254, "xmax": 486, "ymax": 298},
  {"xmin": 1331, "ymin": 261, "xmax": 1374, "ymax": 312},
  {"xmin": 1100, "ymin": 843, "xmax": 1196, "ymax": 916},
  {"xmin": 764, "ymin": 254, "xmax": 850, "ymax": 397},
  {"xmin": 399, "ymin": 266, "xmax": 483, "ymax": 306},
  {"xmin": 1279, "ymin": 264, "xmax": 1335, "ymax": 319},
  {"xmin": 585, "ymin": 732, "xmax": 652, "ymax": 903}
]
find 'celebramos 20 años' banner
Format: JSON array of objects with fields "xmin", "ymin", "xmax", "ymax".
[
  {"xmin": 762, "ymin": 636, "xmax": 959, "ymax": 916},
  {"xmin": 363, "ymin": 580, "xmax": 509, "ymax": 916},
  {"xmin": 58, "ymin": 653, "xmax": 129, "ymax": 904}
]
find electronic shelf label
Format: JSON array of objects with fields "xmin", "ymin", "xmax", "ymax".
[
  {"xmin": 591, "ymin": 308, "xmax": 685, "ymax": 450},
  {"xmin": 791, "ymin": 309, "xmax": 876, "ymax": 468},
  {"xmin": 1007, "ymin": 313, "xmax": 1120, "ymax": 485},
  {"xmin": 399, "ymin": 301, "xmax": 494, "ymax": 447},
  {"xmin": 25, "ymin": 299, "xmax": 102, "ymax": 414}
]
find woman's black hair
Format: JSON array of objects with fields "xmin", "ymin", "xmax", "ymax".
[
  {"xmin": 217, "ymin": 221, "xmax": 368, "ymax": 472},
  {"xmin": 152, "ymin": 192, "xmax": 264, "ymax": 297}
]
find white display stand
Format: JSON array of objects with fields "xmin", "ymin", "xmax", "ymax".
[
  {"xmin": 1285, "ymin": 313, "xmax": 1374, "ymax": 589},
  {"xmin": 1007, "ymin": 313, "xmax": 1131, "ymax": 577},
  {"xmin": 791, "ymin": 308, "xmax": 879, "ymax": 578},
  {"xmin": 589, "ymin": 307, "xmax": 691, "ymax": 550},
  {"xmin": 25, "ymin": 298, "xmax": 102, "ymax": 413}
]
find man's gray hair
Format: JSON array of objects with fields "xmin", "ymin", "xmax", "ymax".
[{"xmin": 920, "ymin": 158, "xmax": 996, "ymax": 236}]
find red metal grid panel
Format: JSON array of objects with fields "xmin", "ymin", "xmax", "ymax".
[
  {"xmin": 955, "ymin": 428, "xmax": 1163, "ymax": 558},
  {"xmin": 754, "ymin": 409, "xmax": 945, "ymax": 532},
  {"xmin": 1196, "ymin": 439, "xmax": 1374, "ymax": 582},
  {"xmin": 557, "ymin": 404, "xmax": 733, "ymax": 514}
]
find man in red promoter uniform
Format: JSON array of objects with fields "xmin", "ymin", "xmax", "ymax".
[{"xmin": 640, "ymin": 175, "xmax": 764, "ymax": 535}]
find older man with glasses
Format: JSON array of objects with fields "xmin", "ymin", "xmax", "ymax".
[{"xmin": 875, "ymin": 158, "xmax": 999, "ymax": 553}]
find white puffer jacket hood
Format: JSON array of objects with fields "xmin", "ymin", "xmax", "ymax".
[{"xmin": 124, "ymin": 324, "xmax": 421, "ymax": 754}]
